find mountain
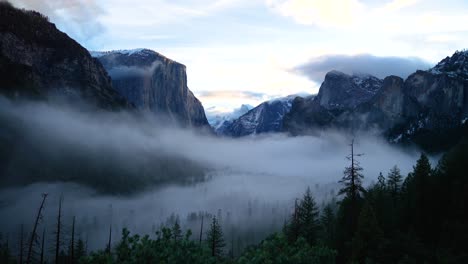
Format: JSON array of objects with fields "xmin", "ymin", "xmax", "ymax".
[
  {"xmin": 206, "ymin": 104, "xmax": 253, "ymax": 131},
  {"xmin": 92, "ymin": 49, "xmax": 209, "ymax": 127},
  {"xmin": 0, "ymin": 2, "xmax": 130, "ymax": 109},
  {"xmin": 284, "ymin": 50, "xmax": 468, "ymax": 151},
  {"xmin": 218, "ymin": 95, "xmax": 299, "ymax": 137},
  {"xmin": 316, "ymin": 71, "xmax": 383, "ymax": 110}
]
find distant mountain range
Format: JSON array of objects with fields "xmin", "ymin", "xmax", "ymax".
[
  {"xmin": 1, "ymin": 2, "xmax": 467, "ymax": 152},
  {"xmin": 216, "ymin": 95, "xmax": 300, "ymax": 137},
  {"xmin": 216, "ymin": 51, "xmax": 468, "ymax": 151},
  {"xmin": 206, "ymin": 104, "xmax": 253, "ymax": 130}
]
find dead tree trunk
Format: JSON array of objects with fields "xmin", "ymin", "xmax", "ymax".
[
  {"xmin": 106, "ymin": 225, "xmax": 112, "ymax": 254},
  {"xmin": 40, "ymin": 228, "xmax": 45, "ymax": 264},
  {"xmin": 55, "ymin": 195, "xmax": 63, "ymax": 264},
  {"xmin": 70, "ymin": 216, "xmax": 75, "ymax": 264},
  {"xmin": 19, "ymin": 224, "xmax": 24, "ymax": 264},
  {"xmin": 199, "ymin": 214, "xmax": 204, "ymax": 245},
  {"xmin": 27, "ymin": 193, "xmax": 48, "ymax": 264}
]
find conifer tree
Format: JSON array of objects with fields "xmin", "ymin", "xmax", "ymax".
[
  {"xmin": 75, "ymin": 238, "xmax": 86, "ymax": 261},
  {"xmin": 412, "ymin": 153, "xmax": 432, "ymax": 239},
  {"xmin": 377, "ymin": 172, "xmax": 386, "ymax": 190},
  {"xmin": 351, "ymin": 202, "xmax": 384, "ymax": 263},
  {"xmin": 297, "ymin": 187, "xmax": 320, "ymax": 245},
  {"xmin": 172, "ymin": 219, "xmax": 182, "ymax": 241},
  {"xmin": 320, "ymin": 204, "xmax": 336, "ymax": 247},
  {"xmin": 338, "ymin": 139, "xmax": 365, "ymax": 236},
  {"xmin": 387, "ymin": 165, "xmax": 402, "ymax": 198},
  {"xmin": 339, "ymin": 139, "xmax": 365, "ymax": 203},
  {"xmin": 205, "ymin": 216, "xmax": 225, "ymax": 257}
]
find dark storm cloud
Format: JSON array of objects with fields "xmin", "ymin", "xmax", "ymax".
[{"xmin": 295, "ymin": 54, "xmax": 432, "ymax": 83}]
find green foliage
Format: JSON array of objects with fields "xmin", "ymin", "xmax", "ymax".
[
  {"xmin": 206, "ymin": 216, "xmax": 226, "ymax": 257},
  {"xmin": 286, "ymin": 187, "xmax": 320, "ymax": 245},
  {"xmin": 237, "ymin": 233, "xmax": 336, "ymax": 264},
  {"xmin": 81, "ymin": 227, "xmax": 219, "ymax": 264},
  {"xmin": 351, "ymin": 202, "xmax": 384, "ymax": 263}
]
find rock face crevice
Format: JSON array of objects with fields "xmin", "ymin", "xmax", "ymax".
[
  {"xmin": 0, "ymin": 2, "xmax": 130, "ymax": 109},
  {"xmin": 93, "ymin": 49, "xmax": 209, "ymax": 127}
]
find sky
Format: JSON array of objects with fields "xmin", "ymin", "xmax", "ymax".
[{"xmin": 10, "ymin": 0, "xmax": 468, "ymax": 113}]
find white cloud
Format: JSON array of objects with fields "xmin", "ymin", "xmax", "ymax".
[
  {"xmin": 382, "ymin": 0, "xmax": 421, "ymax": 11},
  {"xmin": 266, "ymin": 0, "xmax": 365, "ymax": 27}
]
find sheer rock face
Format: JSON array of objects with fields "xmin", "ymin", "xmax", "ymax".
[
  {"xmin": 0, "ymin": 2, "xmax": 130, "ymax": 109},
  {"xmin": 94, "ymin": 49, "xmax": 209, "ymax": 127},
  {"xmin": 316, "ymin": 71, "xmax": 382, "ymax": 110},
  {"xmin": 283, "ymin": 50, "xmax": 468, "ymax": 149}
]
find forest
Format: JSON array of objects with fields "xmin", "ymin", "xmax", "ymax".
[{"xmin": 1, "ymin": 138, "xmax": 466, "ymax": 264}]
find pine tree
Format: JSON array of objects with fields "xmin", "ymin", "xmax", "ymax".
[
  {"xmin": 412, "ymin": 153, "xmax": 432, "ymax": 239},
  {"xmin": 338, "ymin": 139, "xmax": 365, "ymax": 236},
  {"xmin": 351, "ymin": 202, "xmax": 384, "ymax": 263},
  {"xmin": 75, "ymin": 238, "xmax": 86, "ymax": 261},
  {"xmin": 297, "ymin": 187, "xmax": 320, "ymax": 245},
  {"xmin": 172, "ymin": 219, "xmax": 182, "ymax": 241},
  {"xmin": 377, "ymin": 172, "xmax": 386, "ymax": 190},
  {"xmin": 320, "ymin": 204, "xmax": 336, "ymax": 248},
  {"xmin": 205, "ymin": 216, "xmax": 225, "ymax": 257},
  {"xmin": 285, "ymin": 198, "xmax": 300, "ymax": 243},
  {"xmin": 387, "ymin": 165, "xmax": 402, "ymax": 198},
  {"xmin": 339, "ymin": 139, "xmax": 365, "ymax": 203}
]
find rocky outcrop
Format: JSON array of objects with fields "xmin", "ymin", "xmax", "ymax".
[
  {"xmin": 0, "ymin": 2, "xmax": 130, "ymax": 109},
  {"xmin": 93, "ymin": 49, "xmax": 209, "ymax": 127}
]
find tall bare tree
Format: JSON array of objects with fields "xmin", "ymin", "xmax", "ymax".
[
  {"xmin": 40, "ymin": 228, "xmax": 45, "ymax": 264},
  {"xmin": 27, "ymin": 193, "xmax": 48, "ymax": 264},
  {"xmin": 70, "ymin": 216, "xmax": 75, "ymax": 264},
  {"xmin": 199, "ymin": 214, "xmax": 204, "ymax": 245},
  {"xmin": 55, "ymin": 195, "xmax": 63, "ymax": 264},
  {"xmin": 19, "ymin": 224, "xmax": 24, "ymax": 264}
]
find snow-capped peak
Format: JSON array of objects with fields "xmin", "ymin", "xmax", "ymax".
[
  {"xmin": 430, "ymin": 49, "xmax": 468, "ymax": 77},
  {"xmin": 90, "ymin": 49, "xmax": 155, "ymax": 58}
]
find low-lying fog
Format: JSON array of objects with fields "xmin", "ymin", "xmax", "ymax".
[{"xmin": 0, "ymin": 97, "xmax": 425, "ymax": 254}]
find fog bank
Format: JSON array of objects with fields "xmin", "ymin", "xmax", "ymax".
[{"xmin": 0, "ymin": 97, "xmax": 424, "ymax": 254}]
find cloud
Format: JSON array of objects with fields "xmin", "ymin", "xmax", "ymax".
[
  {"xmin": 382, "ymin": 0, "xmax": 420, "ymax": 11},
  {"xmin": 9, "ymin": 0, "xmax": 105, "ymax": 42},
  {"xmin": 107, "ymin": 61, "xmax": 162, "ymax": 79},
  {"xmin": 294, "ymin": 54, "xmax": 432, "ymax": 83},
  {"xmin": 197, "ymin": 90, "xmax": 272, "ymax": 101},
  {"xmin": 265, "ymin": 0, "xmax": 365, "ymax": 27}
]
